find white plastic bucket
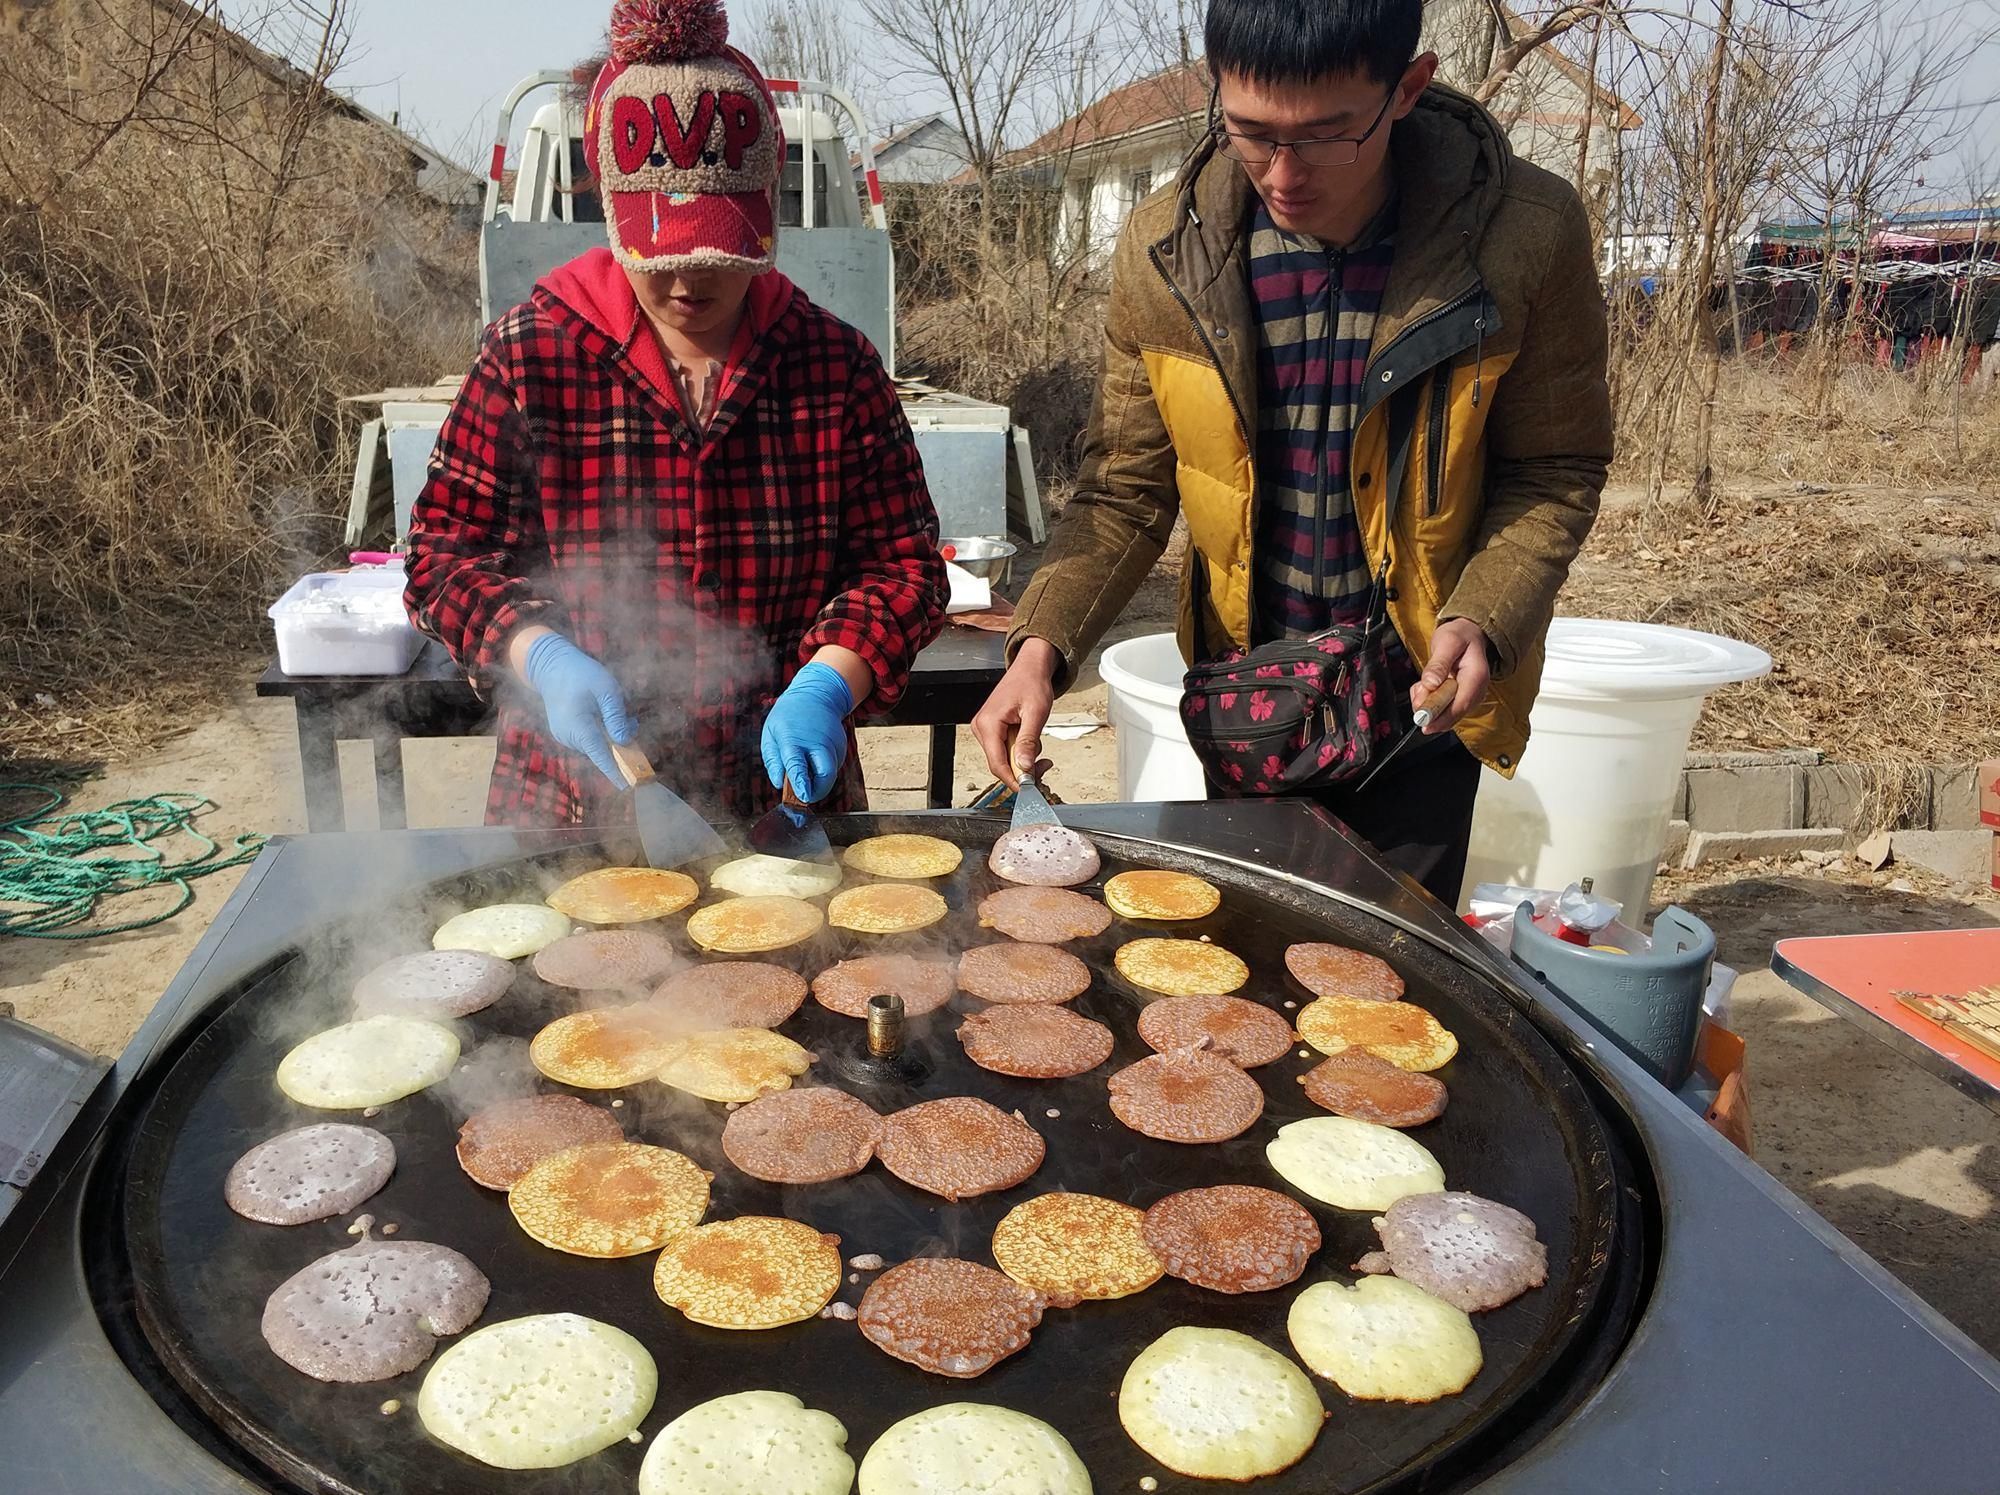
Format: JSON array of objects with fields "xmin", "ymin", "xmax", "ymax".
[
  {"xmin": 1098, "ymin": 633, "xmax": 1208, "ymax": 802},
  {"xmin": 1462, "ymin": 619, "xmax": 1771, "ymax": 919}
]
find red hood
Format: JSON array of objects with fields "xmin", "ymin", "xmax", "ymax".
[{"xmin": 536, "ymin": 246, "xmax": 795, "ymax": 406}]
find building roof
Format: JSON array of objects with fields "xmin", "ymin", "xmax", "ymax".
[{"xmin": 853, "ymin": 114, "xmax": 967, "ymax": 169}]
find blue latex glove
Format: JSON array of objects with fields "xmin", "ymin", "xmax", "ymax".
[
  {"xmin": 522, "ymin": 633, "xmax": 635, "ymax": 789},
  {"xmin": 761, "ymin": 661, "xmax": 856, "ymax": 803}
]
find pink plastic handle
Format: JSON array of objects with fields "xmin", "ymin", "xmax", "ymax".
[{"xmin": 349, "ymin": 551, "xmax": 399, "ymax": 567}]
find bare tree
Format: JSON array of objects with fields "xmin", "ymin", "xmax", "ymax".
[{"xmin": 743, "ymin": 0, "xmax": 863, "ymax": 95}]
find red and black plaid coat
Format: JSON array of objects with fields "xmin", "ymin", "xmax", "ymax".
[{"xmin": 405, "ymin": 250, "xmax": 947, "ymax": 829}]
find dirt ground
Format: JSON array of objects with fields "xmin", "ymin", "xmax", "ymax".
[{"xmin": 4, "ymin": 583, "xmax": 1999, "ymax": 1361}]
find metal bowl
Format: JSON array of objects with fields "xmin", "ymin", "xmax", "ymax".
[{"xmin": 941, "ymin": 535, "xmax": 1018, "ymax": 585}]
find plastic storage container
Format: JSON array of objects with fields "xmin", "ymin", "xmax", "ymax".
[
  {"xmin": 269, "ymin": 568, "xmax": 423, "ymax": 677},
  {"xmin": 1462, "ymin": 619, "xmax": 1771, "ymax": 918},
  {"xmin": 1098, "ymin": 633, "xmax": 1208, "ymax": 802}
]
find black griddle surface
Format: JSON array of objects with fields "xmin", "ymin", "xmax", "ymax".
[{"xmin": 114, "ymin": 816, "xmax": 1619, "ymax": 1494}]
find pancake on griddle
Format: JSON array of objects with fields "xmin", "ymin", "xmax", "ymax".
[
  {"xmin": 955, "ymin": 942, "xmax": 1090, "ymax": 1005},
  {"xmin": 1288, "ymin": 1276, "xmax": 1483, "ymax": 1403},
  {"xmin": 262, "ymin": 1238, "xmax": 487, "ymax": 1382},
  {"xmin": 827, "ymin": 883, "xmax": 949, "ymax": 935},
  {"xmin": 652, "ymin": 1216, "xmax": 844, "ymax": 1329},
  {"xmin": 721, "ymin": 1087, "xmax": 883, "ymax": 1184},
  {"xmin": 709, "ymin": 854, "xmax": 845, "ymax": 899},
  {"xmin": 990, "ymin": 1192, "xmax": 1163, "ymax": 1306},
  {"xmin": 1301, "ymin": 1050, "xmax": 1449, "ymax": 1127},
  {"xmin": 1354, "ymin": 1190, "xmax": 1549, "ymax": 1312},
  {"xmin": 877, "ymin": 1096, "xmax": 1045, "ymax": 1201},
  {"xmin": 687, "ymin": 895, "xmax": 825, "ymax": 953},
  {"xmin": 657, "ymin": 1027, "xmax": 814, "ymax": 1103},
  {"xmin": 858, "ymin": 1404, "xmax": 1090, "ymax": 1495},
  {"xmin": 858, "ymin": 1258, "xmax": 1046, "ymax": 1378},
  {"xmin": 351, "ymin": 949, "xmax": 513, "ymax": 1019},
  {"xmin": 1137, "ymin": 993, "xmax": 1294, "ymax": 1067},
  {"xmin": 275, "ymin": 1015, "xmax": 459, "ymax": 1110},
  {"xmin": 529, "ymin": 1007, "xmax": 681, "ymax": 1089},
  {"xmin": 508, "ymin": 1141, "xmax": 710, "ymax": 1258},
  {"xmin": 1107, "ymin": 1046, "xmax": 1264, "ymax": 1143},
  {"xmin": 1113, "ymin": 936, "xmax": 1250, "ymax": 997},
  {"xmin": 957, "ymin": 1005, "xmax": 1113, "ymax": 1079},
  {"xmin": 987, "ymin": 823, "xmax": 1101, "ymax": 887},
  {"xmin": 1119, "ymin": 1326, "xmax": 1326, "ymax": 1481},
  {"xmin": 547, "ymin": 866, "xmax": 699, "ymax": 924},
  {"xmin": 432, "ymin": 903, "xmax": 573, "ymax": 959},
  {"xmin": 1140, "ymin": 1185, "xmax": 1321, "ymax": 1294},
  {"xmin": 531, "ymin": 928, "xmax": 680, "ymax": 991},
  {"xmin": 1296, "ymin": 993, "xmax": 1459, "ymax": 1071},
  {"xmin": 842, "ymin": 833, "xmax": 963, "ymax": 879},
  {"xmin": 1285, "ymin": 941, "xmax": 1406, "ymax": 1002},
  {"xmin": 976, "ymin": 885, "xmax": 1113, "ymax": 944},
  {"xmin": 225, "ymin": 1123, "xmax": 394, "ymax": 1225},
  {"xmin": 812, "ymin": 954, "xmax": 957, "ymax": 1019},
  {"xmin": 1265, "ymin": 1116, "xmax": 1446, "ymax": 1212},
  {"xmin": 455, "ymin": 1094, "xmax": 624, "ymax": 1190},
  {"xmin": 639, "ymin": 1391, "xmax": 853, "ymax": 1495},
  {"xmin": 654, "ymin": 962, "xmax": 809, "ymax": 1028},
  {"xmin": 1103, "ymin": 869, "xmax": 1222, "ymax": 922},
  {"xmin": 419, "ymin": 1313, "xmax": 656, "ymax": 1470}
]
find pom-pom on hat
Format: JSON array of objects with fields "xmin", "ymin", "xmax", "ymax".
[{"xmin": 584, "ymin": 0, "xmax": 784, "ymax": 275}]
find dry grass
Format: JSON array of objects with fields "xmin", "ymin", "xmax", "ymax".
[{"xmin": 0, "ymin": 0, "xmax": 475, "ymax": 766}]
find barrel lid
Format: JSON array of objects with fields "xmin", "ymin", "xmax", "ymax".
[{"xmin": 1538, "ymin": 619, "xmax": 1772, "ymax": 702}]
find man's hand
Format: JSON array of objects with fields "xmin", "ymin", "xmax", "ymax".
[
  {"xmin": 972, "ymin": 638, "xmax": 1060, "ymax": 787},
  {"xmin": 1413, "ymin": 619, "xmax": 1491, "ymax": 733}
]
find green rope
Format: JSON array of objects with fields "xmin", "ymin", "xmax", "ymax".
[{"xmin": 0, "ymin": 785, "xmax": 267, "ymax": 939}]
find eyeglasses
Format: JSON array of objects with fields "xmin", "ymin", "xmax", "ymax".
[{"xmin": 1214, "ymin": 89, "xmax": 1398, "ymax": 169}]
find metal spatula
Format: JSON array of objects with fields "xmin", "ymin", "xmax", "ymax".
[
  {"xmin": 1009, "ymin": 768, "xmax": 1062, "ymax": 828},
  {"xmin": 1352, "ymin": 678, "xmax": 1458, "ymax": 796},
  {"xmin": 747, "ymin": 781, "xmax": 835, "ymax": 864},
  {"xmin": 608, "ymin": 740, "xmax": 727, "ymax": 868}
]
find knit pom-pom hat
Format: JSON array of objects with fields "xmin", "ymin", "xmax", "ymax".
[{"xmin": 584, "ymin": 0, "xmax": 784, "ymax": 274}]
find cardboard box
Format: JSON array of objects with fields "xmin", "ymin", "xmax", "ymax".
[{"xmin": 1982, "ymin": 759, "xmax": 2000, "ymax": 830}]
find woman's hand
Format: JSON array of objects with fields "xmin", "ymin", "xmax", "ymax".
[
  {"xmin": 761, "ymin": 660, "xmax": 858, "ymax": 803},
  {"xmin": 516, "ymin": 630, "xmax": 635, "ymax": 788}
]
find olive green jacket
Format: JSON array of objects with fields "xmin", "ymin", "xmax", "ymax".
[{"xmin": 1009, "ymin": 84, "xmax": 1612, "ymax": 774}]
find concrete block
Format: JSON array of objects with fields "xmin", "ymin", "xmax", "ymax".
[
  {"xmin": 1662, "ymin": 819, "xmax": 1692, "ymax": 863},
  {"xmin": 1683, "ymin": 764, "xmax": 1806, "ymax": 832},
  {"xmin": 1805, "ymin": 764, "xmax": 1872, "ymax": 833},
  {"xmin": 1889, "ymin": 830, "xmax": 1997, "ymax": 888},
  {"xmin": 1932, "ymin": 763, "xmax": 1982, "ymax": 831},
  {"xmin": 1673, "ymin": 772, "xmax": 1690, "ymax": 819},
  {"xmin": 1684, "ymin": 749, "xmax": 1823, "ymax": 770},
  {"xmin": 1682, "ymin": 828, "xmax": 1844, "ymax": 869}
]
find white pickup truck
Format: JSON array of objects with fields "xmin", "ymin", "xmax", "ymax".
[{"xmin": 346, "ymin": 72, "xmax": 1040, "ymax": 554}]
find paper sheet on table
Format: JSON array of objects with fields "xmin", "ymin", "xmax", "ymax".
[
  {"xmin": 944, "ymin": 561, "xmax": 991, "ymax": 615},
  {"xmin": 1043, "ymin": 713, "xmax": 1104, "ymax": 741}
]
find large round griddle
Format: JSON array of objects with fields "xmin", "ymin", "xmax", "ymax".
[{"xmin": 108, "ymin": 814, "xmax": 1621, "ymax": 1494}]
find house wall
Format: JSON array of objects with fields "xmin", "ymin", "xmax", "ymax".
[
  {"xmin": 1058, "ymin": 133, "xmax": 1198, "ymax": 263},
  {"xmin": 875, "ymin": 121, "xmax": 972, "ymax": 185}
]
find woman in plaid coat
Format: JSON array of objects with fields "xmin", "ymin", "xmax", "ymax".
[{"xmin": 405, "ymin": 0, "xmax": 945, "ymax": 828}]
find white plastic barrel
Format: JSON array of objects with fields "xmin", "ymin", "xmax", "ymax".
[
  {"xmin": 1098, "ymin": 633, "xmax": 1208, "ymax": 801},
  {"xmin": 1462, "ymin": 619, "xmax": 1771, "ymax": 919}
]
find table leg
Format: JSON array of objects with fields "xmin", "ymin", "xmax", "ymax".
[
  {"xmin": 374, "ymin": 736, "xmax": 408, "ymax": 830},
  {"xmin": 926, "ymin": 725, "xmax": 956, "ymax": 811},
  {"xmin": 294, "ymin": 699, "xmax": 346, "ymax": 833}
]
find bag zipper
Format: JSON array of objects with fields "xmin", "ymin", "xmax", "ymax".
[{"xmin": 1425, "ymin": 363, "xmax": 1452, "ymax": 517}]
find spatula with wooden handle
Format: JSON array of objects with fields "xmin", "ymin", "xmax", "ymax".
[
  {"xmin": 747, "ymin": 780, "xmax": 835, "ymax": 865},
  {"xmin": 608, "ymin": 740, "xmax": 727, "ymax": 869},
  {"xmin": 1351, "ymin": 678, "xmax": 1459, "ymax": 796}
]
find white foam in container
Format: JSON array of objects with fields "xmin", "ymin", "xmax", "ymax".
[
  {"xmin": 270, "ymin": 567, "xmax": 423, "ymax": 677},
  {"xmin": 1463, "ymin": 619, "xmax": 1771, "ymax": 918},
  {"xmin": 1099, "ymin": 633, "xmax": 1208, "ymax": 802}
]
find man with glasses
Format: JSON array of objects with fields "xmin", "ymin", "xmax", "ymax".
[{"xmin": 972, "ymin": 0, "xmax": 1612, "ymax": 907}]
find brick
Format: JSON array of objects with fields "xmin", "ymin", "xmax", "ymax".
[
  {"xmin": 1682, "ymin": 828, "xmax": 1845, "ymax": 869},
  {"xmin": 1932, "ymin": 764, "xmax": 1981, "ymax": 831},
  {"xmin": 1683, "ymin": 764, "xmax": 1806, "ymax": 832},
  {"xmin": 1683, "ymin": 749, "xmax": 1823, "ymax": 769},
  {"xmin": 1889, "ymin": 830, "xmax": 1997, "ymax": 888}
]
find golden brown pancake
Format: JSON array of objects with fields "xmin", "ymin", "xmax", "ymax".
[
  {"xmin": 1113, "ymin": 938, "xmax": 1250, "ymax": 998},
  {"xmin": 656, "ymin": 1028, "xmax": 814, "ymax": 1103},
  {"xmin": 528, "ymin": 1008, "xmax": 681, "ymax": 1090},
  {"xmin": 686, "ymin": 896, "xmax": 825, "ymax": 954},
  {"xmin": 827, "ymin": 883, "xmax": 949, "ymax": 935},
  {"xmin": 547, "ymin": 867, "xmax": 699, "ymax": 924},
  {"xmin": 651, "ymin": 1216, "xmax": 843, "ymax": 1329},
  {"xmin": 991, "ymin": 1193, "xmax": 1164, "ymax": 1307},
  {"xmin": 841, "ymin": 834, "xmax": 963, "ymax": 879},
  {"xmin": 507, "ymin": 1142, "xmax": 709, "ymax": 1258},
  {"xmin": 1296, "ymin": 995, "xmax": 1458, "ymax": 1072},
  {"xmin": 1103, "ymin": 870, "xmax": 1223, "ymax": 922}
]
